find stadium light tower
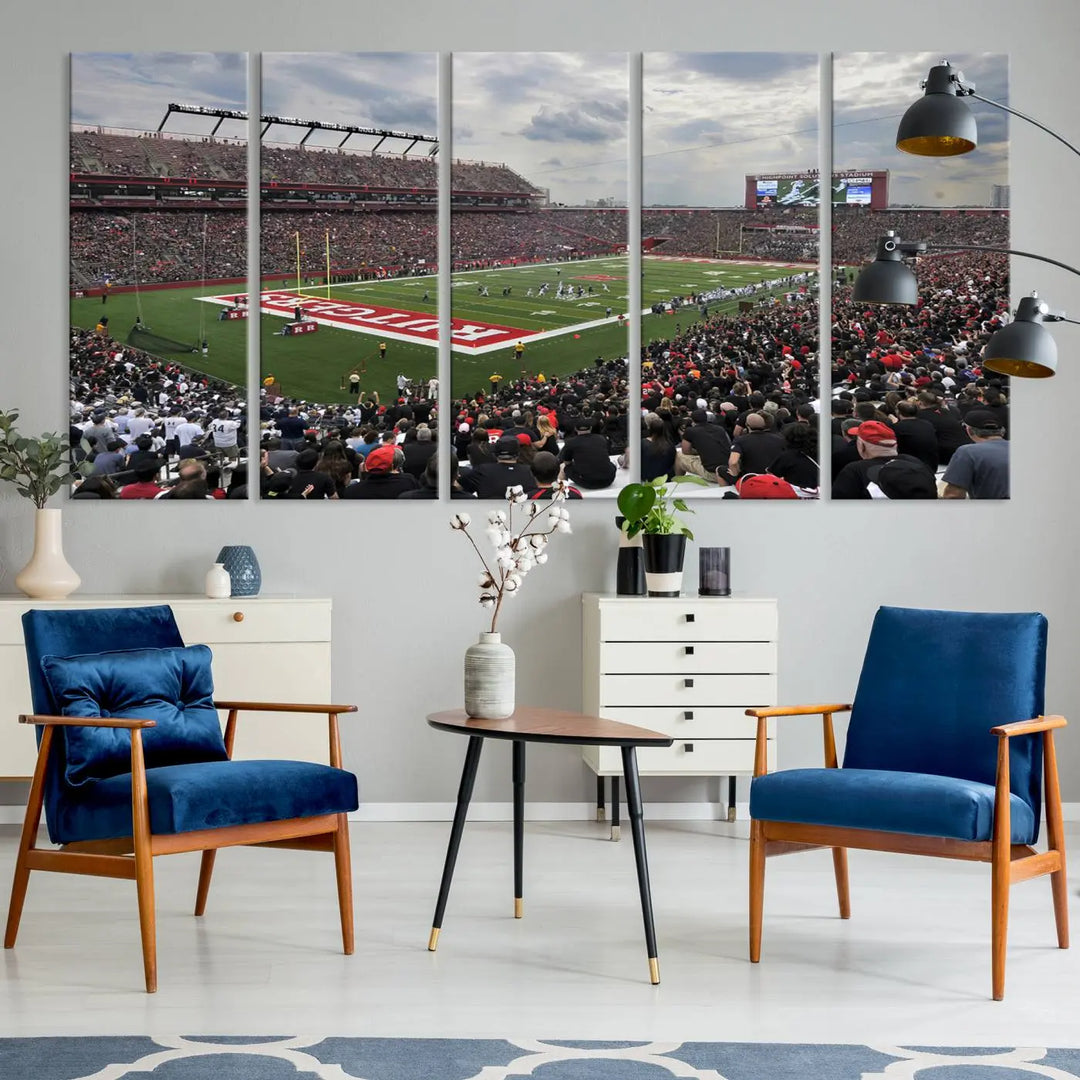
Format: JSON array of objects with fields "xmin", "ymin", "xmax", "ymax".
[
  {"xmin": 852, "ymin": 232, "xmax": 1080, "ymax": 377},
  {"xmin": 896, "ymin": 60, "xmax": 1080, "ymax": 159}
]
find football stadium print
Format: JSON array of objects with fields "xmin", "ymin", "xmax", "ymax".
[{"xmin": 67, "ymin": 50, "xmax": 1010, "ymax": 502}]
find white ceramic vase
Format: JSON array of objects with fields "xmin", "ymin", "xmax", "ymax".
[
  {"xmin": 204, "ymin": 562, "xmax": 232, "ymax": 599},
  {"xmin": 464, "ymin": 631, "xmax": 515, "ymax": 719},
  {"xmin": 15, "ymin": 508, "xmax": 81, "ymax": 600}
]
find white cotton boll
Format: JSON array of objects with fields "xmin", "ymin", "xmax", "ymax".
[
  {"xmin": 487, "ymin": 510, "xmax": 505, "ymax": 526},
  {"xmin": 557, "ymin": 520, "xmax": 572, "ymax": 534},
  {"xmin": 478, "ymin": 572, "xmax": 494, "ymax": 587},
  {"xmin": 479, "ymin": 595, "xmax": 496, "ymax": 608},
  {"xmin": 485, "ymin": 527, "xmax": 503, "ymax": 548},
  {"xmin": 535, "ymin": 553, "xmax": 548, "ymax": 564}
]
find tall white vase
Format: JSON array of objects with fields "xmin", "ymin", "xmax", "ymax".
[
  {"xmin": 15, "ymin": 508, "xmax": 81, "ymax": 600},
  {"xmin": 464, "ymin": 631, "xmax": 515, "ymax": 719}
]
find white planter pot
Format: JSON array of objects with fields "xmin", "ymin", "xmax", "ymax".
[
  {"xmin": 15, "ymin": 508, "xmax": 81, "ymax": 600},
  {"xmin": 464, "ymin": 631, "xmax": 515, "ymax": 719}
]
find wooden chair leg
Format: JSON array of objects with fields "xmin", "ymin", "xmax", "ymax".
[
  {"xmin": 749, "ymin": 819, "xmax": 766, "ymax": 962},
  {"xmin": 194, "ymin": 850, "xmax": 216, "ymax": 917},
  {"xmin": 5, "ymin": 727, "xmax": 53, "ymax": 949},
  {"xmin": 991, "ymin": 736, "xmax": 1011, "ymax": 1001},
  {"xmin": 333, "ymin": 813, "xmax": 354, "ymax": 955},
  {"xmin": 1044, "ymin": 730, "xmax": 1070, "ymax": 950},
  {"xmin": 832, "ymin": 847, "xmax": 851, "ymax": 919},
  {"xmin": 131, "ymin": 731, "xmax": 157, "ymax": 993}
]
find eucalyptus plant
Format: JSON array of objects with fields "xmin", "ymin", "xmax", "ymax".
[
  {"xmin": 617, "ymin": 474, "xmax": 711, "ymax": 539},
  {"xmin": 0, "ymin": 410, "xmax": 90, "ymax": 510}
]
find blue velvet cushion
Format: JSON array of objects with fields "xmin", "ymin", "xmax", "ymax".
[
  {"xmin": 23, "ymin": 605, "xmax": 186, "ymax": 846},
  {"xmin": 51, "ymin": 759, "xmax": 360, "ymax": 844},
  {"xmin": 750, "ymin": 768, "xmax": 1037, "ymax": 844},
  {"xmin": 843, "ymin": 606, "xmax": 1046, "ymax": 835},
  {"xmin": 40, "ymin": 645, "xmax": 228, "ymax": 787}
]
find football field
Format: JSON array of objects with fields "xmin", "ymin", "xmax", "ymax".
[{"xmin": 70, "ymin": 256, "xmax": 813, "ymax": 405}]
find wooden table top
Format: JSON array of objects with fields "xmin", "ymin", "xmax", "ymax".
[{"xmin": 427, "ymin": 707, "xmax": 673, "ymax": 747}]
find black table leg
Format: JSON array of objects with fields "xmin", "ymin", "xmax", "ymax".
[
  {"xmin": 621, "ymin": 744, "xmax": 659, "ymax": 984},
  {"xmin": 429, "ymin": 735, "xmax": 484, "ymax": 951},
  {"xmin": 596, "ymin": 775, "xmax": 606, "ymax": 822},
  {"xmin": 727, "ymin": 775, "xmax": 738, "ymax": 822},
  {"xmin": 513, "ymin": 739, "xmax": 525, "ymax": 918},
  {"xmin": 610, "ymin": 775, "xmax": 621, "ymax": 841}
]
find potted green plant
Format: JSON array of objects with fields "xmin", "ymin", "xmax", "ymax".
[
  {"xmin": 617, "ymin": 474, "xmax": 710, "ymax": 596},
  {"xmin": 0, "ymin": 409, "xmax": 89, "ymax": 599}
]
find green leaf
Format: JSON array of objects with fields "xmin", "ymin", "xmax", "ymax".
[{"xmin": 617, "ymin": 483, "xmax": 656, "ymax": 523}]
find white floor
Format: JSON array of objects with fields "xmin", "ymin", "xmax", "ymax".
[{"xmin": 1, "ymin": 820, "xmax": 1077, "ymax": 1046}]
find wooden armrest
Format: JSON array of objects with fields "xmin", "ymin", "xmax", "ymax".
[
  {"xmin": 214, "ymin": 701, "xmax": 358, "ymax": 715},
  {"xmin": 19, "ymin": 713, "xmax": 156, "ymax": 729},
  {"xmin": 990, "ymin": 715, "xmax": 1067, "ymax": 738},
  {"xmin": 745, "ymin": 703, "xmax": 852, "ymax": 719}
]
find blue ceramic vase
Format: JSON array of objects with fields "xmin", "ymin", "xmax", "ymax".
[{"xmin": 216, "ymin": 545, "xmax": 261, "ymax": 597}]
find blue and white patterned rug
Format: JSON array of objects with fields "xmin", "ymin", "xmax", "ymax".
[{"xmin": 2, "ymin": 1038, "xmax": 1080, "ymax": 1080}]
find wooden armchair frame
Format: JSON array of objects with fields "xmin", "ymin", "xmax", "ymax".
[
  {"xmin": 747, "ymin": 703, "xmax": 1069, "ymax": 1000},
  {"xmin": 4, "ymin": 700, "xmax": 358, "ymax": 993}
]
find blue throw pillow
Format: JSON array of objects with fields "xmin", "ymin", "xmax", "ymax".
[{"xmin": 40, "ymin": 644, "xmax": 229, "ymax": 787}]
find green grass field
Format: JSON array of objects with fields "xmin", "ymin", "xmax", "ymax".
[{"xmin": 70, "ymin": 256, "xmax": 812, "ymax": 405}]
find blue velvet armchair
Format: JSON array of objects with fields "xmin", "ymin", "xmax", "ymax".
[
  {"xmin": 4, "ymin": 604, "xmax": 359, "ymax": 992},
  {"xmin": 747, "ymin": 606, "xmax": 1068, "ymax": 1000}
]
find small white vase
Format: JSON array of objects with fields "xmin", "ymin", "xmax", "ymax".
[
  {"xmin": 15, "ymin": 508, "xmax": 81, "ymax": 600},
  {"xmin": 204, "ymin": 562, "xmax": 232, "ymax": 599},
  {"xmin": 464, "ymin": 631, "xmax": 515, "ymax": 719}
]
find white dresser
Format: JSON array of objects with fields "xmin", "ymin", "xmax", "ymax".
[
  {"xmin": 0, "ymin": 595, "xmax": 333, "ymax": 779},
  {"xmin": 582, "ymin": 593, "xmax": 778, "ymax": 827}
]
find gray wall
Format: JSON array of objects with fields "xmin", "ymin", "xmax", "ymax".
[{"xmin": 2, "ymin": 0, "xmax": 1078, "ymax": 807}]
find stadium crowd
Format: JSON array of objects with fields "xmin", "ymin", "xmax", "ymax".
[{"xmin": 829, "ymin": 250, "xmax": 1011, "ymax": 498}]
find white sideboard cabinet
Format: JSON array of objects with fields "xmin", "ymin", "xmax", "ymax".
[
  {"xmin": 582, "ymin": 593, "xmax": 778, "ymax": 835},
  {"xmin": 0, "ymin": 595, "xmax": 333, "ymax": 779}
]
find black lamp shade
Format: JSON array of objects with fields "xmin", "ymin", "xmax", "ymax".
[
  {"xmin": 982, "ymin": 322, "xmax": 1058, "ymax": 378},
  {"xmin": 982, "ymin": 294, "xmax": 1058, "ymax": 378},
  {"xmin": 896, "ymin": 63, "xmax": 978, "ymax": 157},
  {"xmin": 852, "ymin": 254, "xmax": 918, "ymax": 305}
]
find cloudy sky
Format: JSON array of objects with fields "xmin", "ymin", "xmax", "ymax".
[
  {"xmin": 453, "ymin": 53, "xmax": 628, "ymax": 205},
  {"xmin": 834, "ymin": 52, "xmax": 1008, "ymax": 207},
  {"xmin": 71, "ymin": 53, "xmax": 247, "ymax": 137},
  {"xmin": 261, "ymin": 53, "xmax": 436, "ymax": 150},
  {"xmin": 644, "ymin": 53, "xmax": 818, "ymax": 207}
]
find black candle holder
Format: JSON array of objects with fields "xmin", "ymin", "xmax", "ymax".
[{"xmin": 698, "ymin": 547, "xmax": 731, "ymax": 597}]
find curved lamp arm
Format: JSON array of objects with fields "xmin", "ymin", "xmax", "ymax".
[
  {"xmin": 967, "ymin": 92, "xmax": 1080, "ymax": 161},
  {"xmin": 903, "ymin": 241, "xmax": 1080, "ymax": 280}
]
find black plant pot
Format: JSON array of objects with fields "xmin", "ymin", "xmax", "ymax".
[
  {"xmin": 615, "ymin": 515, "xmax": 646, "ymax": 596},
  {"xmin": 641, "ymin": 533, "xmax": 687, "ymax": 597}
]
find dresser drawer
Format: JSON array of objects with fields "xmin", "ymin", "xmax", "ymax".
[
  {"xmin": 599, "ymin": 641, "xmax": 775, "ymax": 675},
  {"xmin": 596, "ymin": 705, "xmax": 772, "ymax": 740},
  {"xmin": 170, "ymin": 600, "xmax": 330, "ymax": 645},
  {"xmin": 600, "ymin": 673, "xmax": 776, "ymax": 708},
  {"xmin": 586, "ymin": 738, "xmax": 774, "ymax": 776},
  {"xmin": 595, "ymin": 599, "xmax": 777, "ymax": 642}
]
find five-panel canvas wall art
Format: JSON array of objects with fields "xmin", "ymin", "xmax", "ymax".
[{"xmin": 68, "ymin": 52, "xmax": 1010, "ymax": 502}]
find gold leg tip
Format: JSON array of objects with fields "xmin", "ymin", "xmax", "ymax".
[
  {"xmin": 427, "ymin": 928, "xmax": 440, "ymax": 951},
  {"xmin": 648, "ymin": 957, "xmax": 660, "ymax": 984},
  {"xmin": 514, "ymin": 898, "xmax": 523, "ymax": 919},
  {"xmin": 596, "ymin": 808, "xmax": 606, "ymax": 822},
  {"xmin": 610, "ymin": 826, "xmax": 621, "ymax": 842}
]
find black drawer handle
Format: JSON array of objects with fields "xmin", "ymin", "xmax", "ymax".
[
  {"xmin": 684, "ymin": 645, "xmax": 695, "ymax": 656},
  {"xmin": 684, "ymin": 743, "xmax": 694, "ymax": 752},
  {"xmin": 684, "ymin": 710, "xmax": 694, "ymax": 721},
  {"xmin": 684, "ymin": 678, "xmax": 694, "ymax": 688},
  {"xmin": 685, "ymin": 613, "xmax": 695, "ymax": 623}
]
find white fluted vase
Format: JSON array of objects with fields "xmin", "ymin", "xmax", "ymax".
[
  {"xmin": 15, "ymin": 508, "xmax": 81, "ymax": 600},
  {"xmin": 464, "ymin": 631, "xmax": 515, "ymax": 719}
]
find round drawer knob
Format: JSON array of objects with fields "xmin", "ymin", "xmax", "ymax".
[{"xmin": 232, "ymin": 611, "xmax": 245, "ymax": 623}]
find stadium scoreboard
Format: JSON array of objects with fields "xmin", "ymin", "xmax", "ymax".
[{"xmin": 744, "ymin": 170, "xmax": 888, "ymax": 210}]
